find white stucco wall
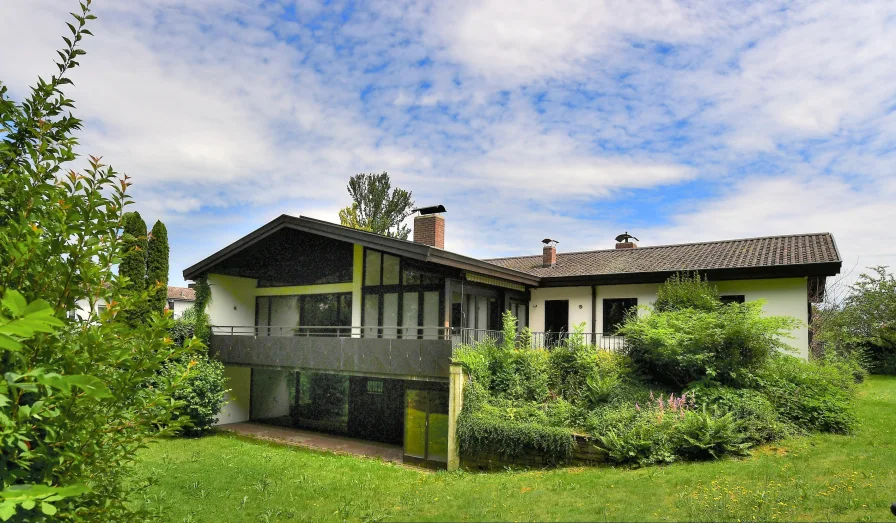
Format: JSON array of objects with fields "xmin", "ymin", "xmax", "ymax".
[
  {"xmin": 169, "ymin": 299, "xmax": 194, "ymax": 318},
  {"xmin": 528, "ymin": 286, "xmax": 593, "ymax": 332},
  {"xmin": 71, "ymin": 298, "xmax": 108, "ymax": 321},
  {"xmin": 595, "ymin": 283, "xmax": 661, "ymax": 332},
  {"xmin": 715, "ymin": 278, "xmax": 809, "ymax": 359},
  {"xmin": 207, "ymin": 274, "xmax": 257, "ymax": 330},
  {"xmin": 215, "ymin": 365, "xmax": 252, "ymax": 425}
]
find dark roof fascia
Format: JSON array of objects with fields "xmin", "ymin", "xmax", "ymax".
[
  {"xmin": 183, "ymin": 215, "xmax": 540, "ymax": 286},
  {"xmin": 536, "ymin": 261, "xmax": 843, "ymax": 288}
]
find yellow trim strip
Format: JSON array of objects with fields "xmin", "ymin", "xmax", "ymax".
[
  {"xmin": 465, "ymin": 271, "xmax": 526, "ymax": 292},
  {"xmin": 255, "ymin": 282, "xmax": 354, "ymax": 296}
]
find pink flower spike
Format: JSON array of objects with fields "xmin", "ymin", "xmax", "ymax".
[
  {"xmin": 635, "ymin": 403, "xmax": 641, "ymax": 411},
  {"xmin": 650, "ymin": 390, "xmax": 655, "ymax": 402}
]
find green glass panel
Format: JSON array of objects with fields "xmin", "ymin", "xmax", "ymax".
[
  {"xmin": 426, "ymin": 391, "xmax": 449, "ymax": 463},
  {"xmin": 404, "ymin": 390, "xmax": 427, "ymax": 459}
]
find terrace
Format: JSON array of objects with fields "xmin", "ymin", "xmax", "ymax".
[{"xmin": 208, "ymin": 325, "xmax": 624, "ymax": 381}]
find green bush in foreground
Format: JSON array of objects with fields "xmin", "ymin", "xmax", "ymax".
[
  {"xmin": 752, "ymin": 354, "xmax": 857, "ymax": 434},
  {"xmin": 620, "ymin": 300, "xmax": 800, "ymax": 388},
  {"xmin": 0, "ymin": 4, "xmax": 200, "ymax": 518}
]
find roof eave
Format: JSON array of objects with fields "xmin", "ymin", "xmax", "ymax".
[{"xmin": 536, "ymin": 261, "xmax": 843, "ymax": 287}]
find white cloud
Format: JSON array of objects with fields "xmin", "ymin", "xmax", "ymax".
[{"xmin": 3, "ymin": 0, "xmax": 895, "ymax": 288}]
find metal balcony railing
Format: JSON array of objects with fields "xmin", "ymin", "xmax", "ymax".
[
  {"xmin": 211, "ymin": 325, "xmax": 452, "ymax": 340},
  {"xmin": 449, "ymin": 328, "xmax": 625, "ymax": 351},
  {"xmin": 210, "ymin": 325, "xmax": 623, "ymax": 352}
]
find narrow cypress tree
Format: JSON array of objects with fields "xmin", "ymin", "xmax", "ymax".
[
  {"xmin": 120, "ymin": 211, "xmax": 148, "ymax": 325},
  {"xmin": 147, "ymin": 220, "xmax": 169, "ymax": 314}
]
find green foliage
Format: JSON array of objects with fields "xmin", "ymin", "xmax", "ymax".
[
  {"xmin": 457, "ymin": 407, "xmax": 575, "ymax": 464},
  {"xmin": 147, "ymin": 220, "xmax": 169, "ymax": 314},
  {"xmin": 547, "ymin": 323, "xmax": 598, "ymax": 403},
  {"xmin": 119, "ymin": 211, "xmax": 149, "ymax": 325},
  {"xmin": 751, "ymin": 355, "xmax": 857, "ymax": 434},
  {"xmin": 157, "ymin": 352, "xmax": 228, "ymax": 437},
  {"xmin": 454, "ymin": 311, "xmax": 550, "ymax": 403},
  {"xmin": 590, "ymin": 405, "xmax": 677, "ymax": 466},
  {"xmin": 816, "ymin": 267, "xmax": 896, "ymax": 375},
  {"xmin": 673, "ymin": 407, "xmax": 751, "ymax": 460},
  {"xmin": 190, "ymin": 275, "xmax": 212, "ymax": 344},
  {"xmin": 687, "ymin": 384, "xmax": 796, "ymax": 443},
  {"xmin": 0, "ymin": 5, "xmax": 199, "ymax": 519},
  {"xmin": 621, "ymin": 299, "xmax": 800, "ymax": 387},
  {"xmin": 654, "ymin": 272, "xmax": 721, "ymax": 312},
  {"xmin": 339, "ymin": 172, "xmax": 415, "ymax": 239}
]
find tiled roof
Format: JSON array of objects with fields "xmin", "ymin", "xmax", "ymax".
[
  {"xmin": 484, "ymin": 233, "xmax": 840, "ymax": 279},
  {"xmin": 167, "ymin": 286, "xmax": 196, "ymax": 301}
]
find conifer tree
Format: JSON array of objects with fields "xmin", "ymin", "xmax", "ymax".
[{"xmin": 147, "ymin": 220, "xmax": 170, "ymax": 314}]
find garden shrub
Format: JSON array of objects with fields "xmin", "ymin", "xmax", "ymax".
[
  {"xmin": 751, "ymin": 354, "xmax": 857, "ymax": 434},
  {"xmin": 673, "ymin": 407, "xmax": 751, "ymax": 460},
  {"xmin": 457, "ymin": 407, "xmax": 574, "ymax": 463},
  {"xmin": 155, "ymin": 352, "xmax": 228, "ymax": 436},
  {"xmin": 0, "ymin": 6, "xmax": 200, "ymax": 518},
  {"xmin": 620, "ymin": 300, "xmax": 800, "ymax": 387},
  {"xmin": 547, "ymin": 323, "xmax": 599, "ymax": 403},
  {"xmin": 687, "ymin": 385, "xmax": 796, "ymax": 442},
  {"xmin": 590, "ymin": 405, "xmax": 677, "ymax": 466},
  {"xmin": 654, "ymin": 272, "xmax": 721, "ymax": 313}
]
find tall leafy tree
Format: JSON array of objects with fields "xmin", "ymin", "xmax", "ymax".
[
  {"xmin": 147, "ymin": 219, "xmax": 169, "ymax": 314},
  {"xmin": 339, "ymin": 172, "xmax": 414, "ymax": 239},
  {"xmin": 818, "ymin": 266, "xmax": 896, "ymax": 374},
  {"xmin": 0, "ymin": 3, "xmax": 198, "ymax": 518}
]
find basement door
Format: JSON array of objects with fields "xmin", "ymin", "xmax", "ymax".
[{"xmin": 403, "ymin": 386, "xmax": 449, "ymax": 468}]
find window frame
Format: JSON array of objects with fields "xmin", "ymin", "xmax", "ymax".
[
  {"xmin": 361, "ymin": 248, "xmax": 446, "ymax": 338},
  {"xmin": 602, "ymin": 298, "xmax": 638, "ymax": 335}
]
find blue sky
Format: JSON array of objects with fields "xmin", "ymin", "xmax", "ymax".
[{"xmin": 3, "ymin": 0, "xmax": 895, "ymax": 289}]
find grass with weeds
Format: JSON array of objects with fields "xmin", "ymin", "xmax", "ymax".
[{"xmin": 131, "ymin": 376, "xmax": 896, "ymax": 522}]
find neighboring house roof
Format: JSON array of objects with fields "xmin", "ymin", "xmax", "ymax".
[
  {"xmin": 167, "ymin": 286, "xmax": 196, "ymax": 301},
  {"xmin": 486, "ymin": 233, "xmax": 841, "ymax": 281},
  {"xmin": 183, "ymin": 214, "xmax": 841, "ymax": 287}
]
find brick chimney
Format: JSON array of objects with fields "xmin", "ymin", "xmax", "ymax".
[
  {"xmin": 615, "ymin": 231, "xmax": 638, "ymax": 249},
  {"xmin": 542, "ymin": 239, "xmax": 558, "ymax": 267},
  {"xmin": 413, "ymin": 214, "xmax": 445, "ymax": 249}
]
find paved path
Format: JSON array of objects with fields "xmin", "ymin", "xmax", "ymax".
[{"xmin": 217, "ymin": 422, "xmax": 404, "ymax": 463}]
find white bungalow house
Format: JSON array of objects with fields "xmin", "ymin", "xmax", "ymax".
[
  {"xmin": 183, "ymin": 211, "xmax": 841, "ymax": 469},
  {"xmin": 69, "ymin": 285, "xmax": 196, "ymax": 321}
]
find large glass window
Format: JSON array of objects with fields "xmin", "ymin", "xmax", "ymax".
[
  {"xmin": 382, "ymin": 293, "xmax": 398, "ymax": 338},
  {"xmin": 364, "ymin": 250, "xmax": 381, "ymax": 286},
  {"xmin": 257, "ymin": 293, "xmax": 351, "ymax": 336},
  {"xmin": 362, "ymin": 248, "xmax": 444, "ymax": 339},
  {"xmin": 270, "ymin": 296, "xmax": 299, "ymax": 336},
  {"xmin": 603, "ymin": 298, "xmax": 637, "ymax": 334},
  {"xmin": 363, "ymin": 294, "xmax": 379, "ymax": 337},
  {"xmin": 402, "ymin": 292, "xmax": 420, "ymax": 338},
  {"xmin": 299, "ymin": 294, "xmax": 351, "ymax": 335},
  {"xmin": 382, "ymin": 254, "xmax": 400, "ymax": 285},
  {"xmin": 423, "ymin": 291, "xmax": 440, "ymax": 339}
]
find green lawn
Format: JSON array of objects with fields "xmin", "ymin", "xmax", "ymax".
[{"xmin": 131, "ymin": 376, "xmax": 896, "ymax": 522}]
